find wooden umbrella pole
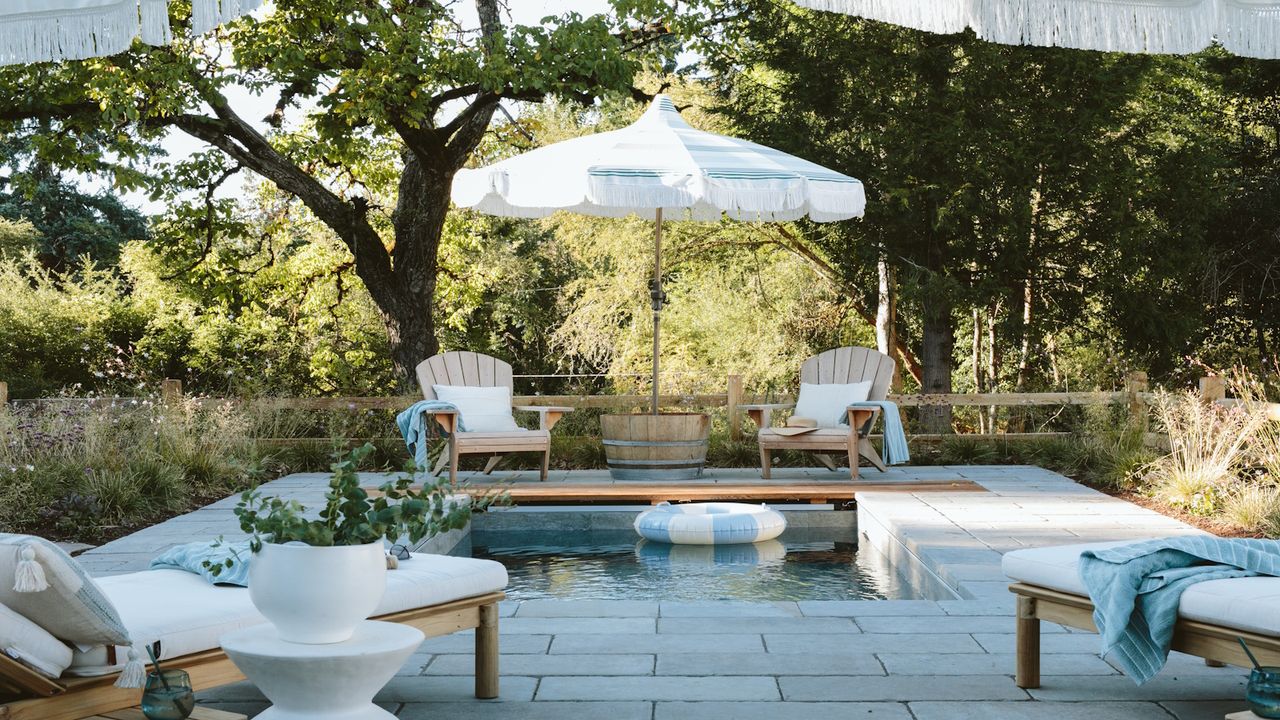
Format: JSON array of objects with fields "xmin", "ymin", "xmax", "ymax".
[{"xmin": 651, "ymin": 208, "xmax": 663, "ymax": 416}]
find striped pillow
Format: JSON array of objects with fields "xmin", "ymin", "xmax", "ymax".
[{"xmin": 0, "ymin": 534, "xmax": 131, "ymax": 647}]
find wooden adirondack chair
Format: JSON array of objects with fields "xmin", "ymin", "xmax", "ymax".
[
  {"xmin": 742, "ymin": 347, "xmax": 896, "ymax": 480},
  {"xmin": 415, "ymin": 351, "xmax": 572, "ymax": 482}
]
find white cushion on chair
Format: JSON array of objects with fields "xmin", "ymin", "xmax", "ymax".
[
  {"xmin": 433, "ymin": 385, "xmax": 520, "ymax": 433},
  {"xmin": 67, "ymin": 554, "xmax": 508, "ymax": 676},
  {"xmin": 793, "ymin": 381, "xmax": 872, "ymax": 428},
  {"xmin": 0, "ymin": 602, "xmax": 73, "ymax": 679}
]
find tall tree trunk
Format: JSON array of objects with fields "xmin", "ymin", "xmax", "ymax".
[
  {"xmin": 378, "ymin": 153, "xmax": 452, "ymax": 384},
  {"xmin": 876, "ymin": 256, "xmax": 904, "ymax": 390},
  {"xmin": 971, "ymin": 307, "xmax": 984, "ymax": 432},
  {"xmin": 919, "ymin": 292, "xmax": 954, "ymax": 433},
  {"xmin": 986, "ymin": 302, "xmax": 1001, "ymax": 432},
  {"xmin": 1015, "ymin": 279, "xmax": 1034, "ymax": 390}
]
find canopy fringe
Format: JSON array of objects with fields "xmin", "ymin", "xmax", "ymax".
[
  {"xmin": 796, "ymin": 0, "xmax": 1280, "ymax": 58},
  {"xmin": 975, "ymin": 0, "xmax": 1216, "ymax": 55},
  {"xmin": 139, "ymin": 0, "xmax": 170, "ymax": 45},
  {"xmin": 0, "ymin": 1, "xmax": 137, "ymax": 65},
  {"xmin": 793, "ymin": 0, "xmax": 970, "ymax": 34},
  {"xmin": 191, "ymin": 0, "xmax": 263, "ymax": 36},
  {"xmin": 1221, "ymin": 0, "xmax": 1280, "ymax": 59}
]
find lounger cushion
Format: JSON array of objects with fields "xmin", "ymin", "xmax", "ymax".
[
  {"xmin": 433, "ymin": 385, "xmax": 519, "ymax": 432},
  {"xmin": 67, "ymin": 553, "xmax": 507, "ymax": 676},
  {"xmin": 0, "ymin": 602, "xmax": 73, "ymax": 679},
  {"xmin": 0, "ymin": 534, "xmax": 131, "ymax": 647},
  {"xmin": 1000, "ymin": 541, "xmax": 1128, "ymax": 595},
  {"xmin": 1003, "ymin": 540, "xmax": 1280, "ymax": 636}
]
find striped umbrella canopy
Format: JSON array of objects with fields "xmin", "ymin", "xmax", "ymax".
[
  {"xmin": 0, "ymin": 0, "xmax": 261, "ymax": 66},
  {"xmin": 453, "ymin": 95, "xmax": 865, "ymax": 413},
  {"xmin": 794, "ymin": 0, "xmax": 1280, "ymax": 59}
]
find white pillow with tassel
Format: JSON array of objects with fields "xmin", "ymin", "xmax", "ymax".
[{"xmin": 0, "ymin": 534, "xmax": 146, "ymax": 687}]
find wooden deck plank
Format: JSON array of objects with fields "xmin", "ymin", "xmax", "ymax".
[{"xmin": 368, "ymin": 480, "xmax": 983, "ymax": 505}]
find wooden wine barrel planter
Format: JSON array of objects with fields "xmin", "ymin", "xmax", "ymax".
[{"xmin": 601, "ymin": 413, "xmax": 711, "ymax": 481}]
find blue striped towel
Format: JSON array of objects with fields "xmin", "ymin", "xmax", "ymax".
[
  {"xmin": 1079, "ymin": 536, "xmax": 1280, "ymax": 684},
  {"xmin": 396, "ymin": 400, "xmax": 465, "ymax": 470},
  {"xmin": 150, "ymin": 539, "xmax": 254, "ymax": 586},
  {"xmin": 845, "ymin": 400, "xmax": 909, "ymax": 465}
]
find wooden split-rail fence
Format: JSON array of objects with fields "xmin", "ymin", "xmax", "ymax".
[
  {"xmin": 0, "ymin": 368, "xmax": 1167, "ymax": 438},
  {"xmin": 1, "ymin": 372, "xmax": 1273, "ymax": 449}
]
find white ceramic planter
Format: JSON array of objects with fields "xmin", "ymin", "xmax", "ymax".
[{"xmin": 248, "ymin": 541, "xmax": 387, "ymax": 644}]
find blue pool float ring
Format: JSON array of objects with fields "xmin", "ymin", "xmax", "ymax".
[{"xmin": 634, "ymin": 502, "xmax": 787, "ymax": 545}]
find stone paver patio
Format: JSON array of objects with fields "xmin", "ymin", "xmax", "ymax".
[{"xmin": 80, "ymin": 465, "xmax": 1252, "ymax": 719}]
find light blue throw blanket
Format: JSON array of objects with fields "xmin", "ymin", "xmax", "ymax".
[
  {"xmin": 396, "ymin": 400, "xmax": 465, "ymax": 470},
  {"xmin": 150, "ymin": 539, "xmax": 254, "ymax": 587},
  {"xmin": 846, "ymin": 400, "xmax": 910, "ymax": 465},
  {"xmin": 1079, "ymin": 536, "xmax": 1280, "ymax": 684}
]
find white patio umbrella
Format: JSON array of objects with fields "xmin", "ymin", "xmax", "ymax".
[
  {"xmin": 794, "ymin": 0, "xmax": 1280, "ymax": 59},
  {"xmin": 0, "ymin": 0, "xmax": 262, "ymax": 65},
  {"xmin": 452, "ymin": 95, "xmax": 865, "ymax": 414}
]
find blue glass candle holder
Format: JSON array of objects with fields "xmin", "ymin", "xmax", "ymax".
[
  {"xmin": 1248, "ymin": 667, "xmax": 1280, "ymax": 719},
  {"xmin": 140, "ymin": 669, "xmax": 195, "ymax": 720}
]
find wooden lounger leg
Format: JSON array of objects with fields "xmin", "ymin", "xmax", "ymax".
[
  {"xmin": 540, "ymin": 446, "xmax": 550, "ymax": 482},
  {"xmin": 476, "ymin": 602, "xmax": 500, "ymax": 699},
  {"xmin": 759, "ymin": 447, "xmax": 772, "ymax": 479},
  {"xmin": 1016, "ymin": 595, "xmax": 1041, "ymax": 689}
]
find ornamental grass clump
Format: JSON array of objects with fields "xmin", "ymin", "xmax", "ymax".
[
  {"xmin": 0, "ymin": 397, "xmax": 262, "ymax": 541},
  {"xmin": 1147, "ymin": 389, "xmax": 1267, "ymax": 515},
  {"xmin": 1222, "ymin": 482, "xmax": 1280, "ymax": 535}
]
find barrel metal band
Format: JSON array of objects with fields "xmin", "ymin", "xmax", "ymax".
[{"xmin": 601, "ymin": 439, "xmax": 708, "ymax": 448}]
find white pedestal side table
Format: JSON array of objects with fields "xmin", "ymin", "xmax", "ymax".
[{"xmin": 221, "ymin": 621, "xmax": 424, "ymax": 720}]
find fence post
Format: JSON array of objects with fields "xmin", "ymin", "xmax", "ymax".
[
  {"xmin": 0, "ymin": 381, "xmax": 7, "ymax": 406},
  {"xmin": 1125, "ymin": 371, "xmax": 1148, "ymax": 431},
  {"xmin": 1199, "ymin": 375, "xmax": 1226, "ymax": 403},
  {"xmin": 727, "ymin": 374, "xmax": 743, "ymax": 441},
  {"xmin": 161, "ymin": 379, "xmax": 183, "ymax": 405}
]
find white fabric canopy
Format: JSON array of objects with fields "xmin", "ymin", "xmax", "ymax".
[
  {"xmin": 795, "ymin": 0, "xmax": 1280, "ymax": 59},
  {"xmin": 0, "ymin": 0, "xmax": 262, "ymax": 65},
  {"xmin": 452, "ymin": 95, "xmax": 866, "ymax": 223}
]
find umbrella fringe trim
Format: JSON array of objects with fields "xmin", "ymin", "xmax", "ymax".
[
  {"xmin": 1221, "ymin": 2, "xmax": 1280, "ymax": 59},
  {"xmin": 0, "ymin": 1, "xmax": 138, "ymax": 65},
  {"xmin": 794, "ymin": 0, "xmax": 1280, "ymax": 58},
  {"xmin": 191, "ymin": 0, "xmax": 264, "ymax": 36},
  {"xmin": 793, "ymin": 0, "xmax": 969, "ymax": 34},
  {"xmin": 139, "ymin": 0, "xmax": 171, "ymax": 45},
  {"xmin": 975, "ymin": 0, "xmax": 1216, "ymax": 55}
]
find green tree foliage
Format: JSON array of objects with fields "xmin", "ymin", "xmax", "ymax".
[
  {"xmin": 0, "ymin": 0, "xmax": 698, "ymax": 385},
  {"xmin": 705, "ymin": 3, "xmax": 1280, "ymax": 428},
  {"xmin": 0, "ymin": 133, "xmax": 146, "ymax": 269}
]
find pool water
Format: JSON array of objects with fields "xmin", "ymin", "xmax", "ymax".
[{"xmin": 463, "ymin": 527, "xmax": 927, "ymax": 602}]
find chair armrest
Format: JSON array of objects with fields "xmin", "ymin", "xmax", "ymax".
[
  {"xmin": 740, "ymin": 403, "xmax": 795, "ymax": 430},
  {"xmin": 513, "ymin": 406, "xmax": 574, "ymax": 431},
  {"xmin": 846, "ymin": 405, "xmax": 880, "ymax": 437},
  {"xmin": 419, "ymin": 407, "xmax": 458, "ymax": 435}
]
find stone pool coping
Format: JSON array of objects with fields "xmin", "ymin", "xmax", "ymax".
[{"xmin": 74, "ymin": 465, "xmax": 1249, "ymax": 719}]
